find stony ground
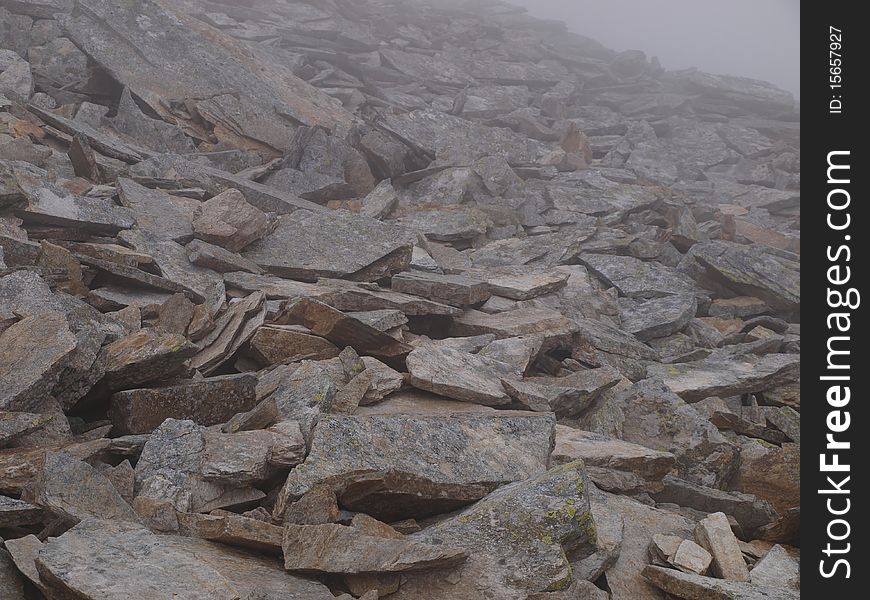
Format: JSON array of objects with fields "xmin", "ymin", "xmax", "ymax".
[{"xmin": 0, "ymin": 0, "xmax": 799, "ymax": 599}]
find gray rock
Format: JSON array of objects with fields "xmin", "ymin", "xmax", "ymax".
[
  {"xmin": 117, "ymin": 178, "xmax": 197, "ymax": 243},
  {"xmin": 394, "ymin": 462, "xmax": 596, "ymax": 599},
  {"xmin": 274, "ymin": 412, "xmax": 555, "ymax": 521},
  {"xmin": 646, "ymin": 352, "xmax": 799, "ymax": 402},
  {"xmin": 580, "ymin": 253, "xmax": 697, "ymax": 298},
  {"xmin": 643, "ymin": 565, "xmax": 798, "ymax": 600},
  {"xmin": 243, "ymin": 210, "xmax": 411, "ymax": 282},
  {"xmin": 406, "ymin": 345, "xmax": 518, "ymax": 405},
  {"xmin": 652, "ymin": 475, "xmax": 778, "ymax": 536},
  {"xmin": 35, "ymin": 518, "xmax": 335, "ymax": 599},
  {"xmin": 503, "ymin": 367, "xmax": 621, "ymax": 417},
  {"xmin": 27, "ymin": 451, "xmax": 136, "ymax": 524},
  {"xmin": 620, "ymin": 295, "xmax": 698, "ymax": 341},
  {"xmin": 283, "ymin": 522, "xmax": 467, "ymax": 574},
  {"xmin": 186, "ymin": 239, "xmax": 264, "ymax": 274}
]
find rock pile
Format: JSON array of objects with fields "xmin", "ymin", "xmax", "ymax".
[{"xmin": 1, "ymin": 0, "xmax": 799, "ymax": 598}]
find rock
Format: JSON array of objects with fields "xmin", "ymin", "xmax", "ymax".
[
  {"xmin": 0, "ymin": 495, "xmax": 43, "ymax": 527},
  {"xmin": 391, "ymin": 271, "xmax": 491, "ymax": 307},
  {"xmin": 243, "ymin": 210, "xmax": 411, "ymax": 282},
  {"xmin": 553, "ymin": 425, "xmax": 674, "ymax": 491},
  {"xmin": 694, "ymin": 512, "xmax": 750, "ymax": 581},
  {"xmin": 0, "ymin": 546, "xmax": 25, "ymax": 599},
  {"xmin": 134, "ymin": 419, "xmax": 264, "ymax": 516},
  {"xmin": 406, "ymin": 345, "xmax": 518, "ymax": 405},
  {"xmin": 179, "ymin": 511, "xmax": 283, "ymax": 554},
  {"xmin": 35, "ymin": 518, "xmax": 336, "ymax": 599},
  {"xmin": 97, "ymin": 329, "xmax": 198, "ymax": 393},
  {"xmin": 671, "ymin": 539, "xmax": 712, "ymax": 575},
  {"xmin": 472, "ymin": 266, "xmax": 570, "ymax": 300},
  {"xmin": 393, "ymin": 462, "xmax": 597, "ymax": 599},
  {"xmin": 200, "ymin": 429, "xmax": 274, "ymax": 485},
  {"xmin": 450, "ymin": 307, "xmax": 579, "ymax": 340},
  {"xmin": 586, "ymin": 378, "xmax": 739, "ymax": 488},
  {"xmin": 503, "ymin": 367, "xmax": 621, "ymax": 417},
  {"xmin": 0, "ymin": 312, "xmax": 77, "ymax": 411},
  {"xmin": 273, "ymin": 297, "xmax": 412, "ymax": 369},
  {"xmin": 249, "ymin": 325, "xmax": 340, "ymax": 365},
  {"xmin": 283, "ymin": 484, "xmax": 341, "ymax": 526},
  {"xmin": 109, "ymin": 374, "xmax": 257, "ymax": 435},
  {"xmin": 119, "ymin": 230, "xmax": 226, "ymax": 314},
  {"xmin": 642, "ymin": 565, "xmax": 798, "ymax": 600},
  {"xmin": 619, "ymin": 295, "xmax": 698, "ymax": 341},
  {"xmin": 749, "ymin": 545, "xmax": 799, "ymax": 592},
  {"xmin": 692, "ymin": 242, "xmax": 799, "ymax": 312},
  {"xmin": 580, "ymin": 254, "xmax": 697, "ymax": 298},
  {"xmin": 0, "ymin": 49, "xmax": 33, "ymax": 101},
  {"xmin": 646, "ymin": 352, "xmax": 799, "ymax": 402},
  {"xmin": 186, "ymin": 239, "xmax": 264, "ymax": 274},
  {"xmin": 117, "ymin": 178, "xmax": 197, "ymax": 243},
  {"xmin": 192, "ymin": 188, "xmax": 273, "ymax": 252},
  {"xmin": 111, "ymin": 86, "xmax": 196, "ymax": 154},
  {"xmin": 26, "ymin": 450, "xmax": 136, "ymax": 524},
  {"xmin": 188, "ymin": 291, "xmax": 265, "ymax": 374},
  {"xmin": 282, "ymin": 522, "xmax": 466, "ymax": 574},
  {"xmin": 361, "ymin": 179, "xmax": 399, "ymax": 219},
  {"xmin": 652, "ymin": 476, "xmax": 778, "ymax": 536},
  {"xmin": 274, "ymin": 412, "xmax": 555, "ymax": 521}
]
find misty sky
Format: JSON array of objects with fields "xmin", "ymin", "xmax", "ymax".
[{"xmin": 508, "ymin": 0, "xmax": 800, "ymax": 99}]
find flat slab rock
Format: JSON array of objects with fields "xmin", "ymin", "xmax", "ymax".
[
  {"xmin": 502, "ymin": 366, "xmax": 621, "ymax": 417},
  {"xmin": 579, "ymin": 253, "xmax": 697, "ymax": 298},
  {"xmin": 275, "ymin": 412, "xmax": 555, "ymax": 522},
  {"xmin": 392, "ymin": 462, "xmax": 596, "ymax": 599},
  {"xmin": 642, "ymin": 565, "xmax": 798, "ymax": 600},
  {"xmin": 619, "ymin": 295, "xmax": 698, "ymax": 342},
  {"xmin": 242, "ymin": 210, "xmax": 412, "ymax": 282},
  {"xmin": 391, "ymin": 271, "xmax": 490, "ymax": 307},
  {"xmin": 282, "ymin": 522, "xmax": 467, "ymax": 574},
  {"xmin": 406, "ymin": 344, "xmax": 519, "ymax": 406},
  {"xmin": 109, "ymin": 373, "xmax": 257, "ymax": 435},
  {"xmin": 34, "ymin": 518, "xmax": 335, "ymax": 600},
  {"xmin": 647, "ymin": 352, "xmax": 799, "ymax": 402},
  {"xmin": 553, "ymin": 425, "xmax": 675, "ymax": 484}
]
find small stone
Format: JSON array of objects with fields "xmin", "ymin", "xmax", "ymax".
[
  {"xmin": 671, "ymin": 539, "xmax": 713, "ymax": 575},
  {"xmin": 695, "ymin": 512, "xmax": 751, "ymax": 581},
  {"xmin": 192, "ymin": 188, "xmax": 273, "ymax": 252}
]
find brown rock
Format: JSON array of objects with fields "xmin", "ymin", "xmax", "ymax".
[
  {"xmin": 193, "ymin": 189, "xmax": 273, "ymax": 252},
  {"xmin": 694, "ymin": 512, "xmax": 750, "ymax": 581}
]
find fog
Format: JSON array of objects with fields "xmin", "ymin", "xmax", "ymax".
[{"xmin": 508, "ymin": 0, "xmax": 800, "ymax": 98}]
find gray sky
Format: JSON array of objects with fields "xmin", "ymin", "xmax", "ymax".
[{"xmin": 508, "ymin": 0, "xmax": 800, "ymax": 98}]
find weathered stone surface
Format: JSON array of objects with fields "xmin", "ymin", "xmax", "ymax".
[
  {"xmin": 27, "ymin": 450, "xmax": 136, "ymax": 524},
  {"xmin": 200, "ymin": 429, "xmax": 273, "ymax": 485},
  {"xmin": 473, "ymin": 266, "xmax": 571, "ymax": 300},
  {"xmin": 193, "ymin": 188, "xmax": 273, "ymax": 252},
  {"xmin": 275, "ymin": 412, "xmax": 555, "ymax": 521},
  {"xmin": 692, "ymin": 242, "xmax": 799, "ymax": 312},
  {"xmin": 393, "ymin": 462, "xmax": 596, "ymax": 599},
  {"xmin": 671, "ymin": 539, "xmax": 712, "ymax": 575},
  {"xmin": 0, "ymin": 312, "xmax": 77, "ymax": 411},
  {"xmin": 406, "ymin": 345, "xmax": 518, "ymax": 405},
  {"xmin": 243, "ymin": 210, "xmax": 411, "ymax": 281},
  {"xmin": 179, "ymin": 511, "xmax": 283, "ymax": 554},
  {"xmin": 642, "ymin": 565, "xmax": 798, "ymax": 600},
  {"xmin": 450, "ymin": 307, "xmax": 579, "ymax": 339},
  {"xmin": 584, "ymin": 378, "xmax": 739, "ymax": 488},
  {"xmin": 647, "ymin": 352, "xmax": 799, "ymax": 402},
  {"xmin": 580, "ymin": 253, "xmax": 697, "ymax": 298},
  {"xmin": 503, "ymin": 367, "xmax": 621, "ymax": 416},
  {"xmin": 35, "ymin": 518, "xmax": 336, "ymax": 599},
  {"xmin": 249, "ymin": 325, "xmax": 340, "ymax": 365},
  {"xmin": 189, "ymin": 291, "xmax": 265, "ymax": 374},
  {"xmin": 749, "ymin": 544, "xmax": 799, "ymax": 592},
  {"xmin": 274, "ymin": 297, "xmax": 412, "ymax": 368},
  {"xmin": 694, "ymin": 512, "xmax": 750, "ymax": 581},
  {"xmin": 283, "ymin": 522, "xmax": 466, "ymax": 574},
  {"xmin": 117, "ymin": 178, "xmax": 196, "ymax": 243},
  {"xmin": 652, "ymin": 475, "xmax": 778, "ymax": 536},
  {"xmin": 391, "ymin": 271, "xmax": 490, "ymax": 307},
  {"xmin": 553, "ymin": 425, "xmax": 674, "ymax": 489},
  {"xmin": 0, "ymin": 494, "xmax": 43, "ymax": 527},
  {"xmin": 135, "ymin": 419, "xmax": 264, "ymax": 515},
  {"xmin": 186, "ymin": 238, "xmax": 264, "ymax": 274},
  {"xmin": 109, "ymin": 374, "xmax": 257, "ymax": 435},
  {"xmin": 620, "ymin": 295, "xmax": 698, "ymax": 341},
  {"xmin": 97, "ymin": 329, "xmax": 198, "ymax": 392}
]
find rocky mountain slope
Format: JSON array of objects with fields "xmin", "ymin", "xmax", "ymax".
[{"xmin": 1, "ymin": 0, "xmax": 799, "ymax": 598}]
